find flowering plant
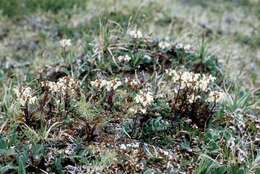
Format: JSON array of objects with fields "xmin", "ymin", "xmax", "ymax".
[
  {"xmin": 158, "ymin": 69, "xmax": 226, "ymax": 127},
  {"xmin": 41, "ymin": 76, "xmax": 80, "ymax": 112}
]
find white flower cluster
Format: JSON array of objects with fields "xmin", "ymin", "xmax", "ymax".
[
  {"xmin": 135, "ymin": 90, "xmax": 154, "ymax": 107},
  {"xmin": 90, "ymin": 78, "xmax": 122, "ymax": 91},
  {"xmin": 41, "ymin": 76, "xmax": 79, "ymax": 97},
  {"xmin": 207, "ymin": 90, "xmax": 226, "ymax": 103},
  {"xmin": 165, "ymin": 69, "xmax": 216, "ymax": 92},
  {"xmin": 165, "ymin": 69, "xmax": 225, "ymax": 104},
  {"xmin": 175, "ymin": 43, "xmax": 194, "ymax": 53},
  {"xmin": 59, "ymin": 39, "xmax": 72, "ymax": 48},
  {"xmin": 119, "ymin": 142, "xmax": 140, "ymax": 150},
  {"xmin": 125, "ymin": 78, "xmax": 140, "ymax": 89},
  {"xmin": 158, "ymin": 41, "xmax": 172, "ymax": 50},
  {"xmin": 14, "ymin": 86, "xmax": 37, "ymax": 106},
  {"xmin": 127, "ymin": 29, "xmax": 143, "ymax": 39},
  {"xmin": 134, "ymin": 89, "xmax": 154, "ymax": 113},
  {"xmin": 118, "ymin": 55, "xmax": 131, "ymax": 63}
]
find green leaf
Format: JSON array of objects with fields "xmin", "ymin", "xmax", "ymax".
[
  {"xmin": 18, "ymin": 157, "xmax": 26, "ymax": 174},
  {"xmin": 0, "ymin": 136, "xmax": 7, "ymax": 149}
]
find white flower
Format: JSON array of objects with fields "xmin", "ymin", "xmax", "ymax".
[
  {"xmin": 125, "ymin": 78, "xmax": 140, "ymax": 88},
  {"xmin": 105, "ymin": 79, "xmax": 122, "ymax": 91},
  {"xmin": 140, "ymin": 108, "xmax": 147, "ymax": 114},
  {"xmin": 198, "ymin": 74, "xmax": 215, "ymax": 92},
  {"xmin": 165, "ymin": 69, "xmax": 180, "ymax": 82},
  {"xmin": 119, "ymin": 144, "xmax": 127, "ymax": 150},
  {"xmin": 118, "ymin": 55, "xmax": 131, "ymax": 62},
  {"xmin": 176, "ymin": 43, "xmax": 195, "ymax": 53},
  {"xmin": 158, "ymin": 41, "xmax": 172, "ymax": 49},
  {"xmin": 127, "ymin": 29, "xmax": 143, "ymax": 39},
  {"xmin": 14, "ymin": 86, "xmax": 37, "ymax": 106},
  {"xmin": 128, "ymin": 142, "xmax": 140, "ymax": 148},
  {"xmin": 193, "ymin": 73, "xmax": 200, "ymax": 81},
  {"xmin": 198, "ymin": 80, "xmax": 209, "ymax": 92},
  {"xmin": 29, "ymin": 96, "xmax": 38, "ymax": 104},
  {"xmin": 183, "ymin": 44, "xmax": 194, "ymax": 53},
  {"xmin": 119, "ymin": 143, "xmax": 140, "ymax": 150},
  {"xmin": 90, "ymin": 79, "xmax": 107, "ymax": 90},
  {"xmin": 128, "ymin": 107, "xmax": 138, "ymax": 114},
  {"xmin": 91, "ymin": 78, "xmax": 122, "ymax": 91},
  {"xmin": 207, "ymin": 90, "xmax": 226, "ymax": 103},
  {"xmin": 175, "ymin": 43, "xmax": 184, "ymax": 49},
  {"xmin": 181, "ymin": 71, "xmax": 193, "ymax": 87},
  {"xmin": 59, "ymin": 39, "xmax": 72, "ymax": 48},
  {"xmin": 165, "ymin": 69, "xmax": 217, "ymax": 92},
  {"xmin": 134, "ymin": 90, "xmax": 154, "ymax": 107},
  {"xmin": 208, "ymin": 75, "xmax": 216, "ymax": 82},
  {"xmin": 90, "ymin": 79, "xmax": 101, "ymax": 88},
  {"xmin": 100, "ymin": 80, "xmax": 108, "ymax": 89},
  {"xmin": 188, "ymin": 94, "xmax": 194, "ymax": 103},
  {"xmin": 42, "ymin": 81, "xmax": 52, "ymax": 91},
  {"xmin": 42, "ymin": 76, "xmax": 79, "ymax": 97}
]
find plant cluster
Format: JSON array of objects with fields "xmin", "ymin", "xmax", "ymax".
[
  {"xmin": 0, "ymin": 26, "xmax": 259, "ymax": 173},
  {"xmin": 162, "ymin": 69, "xmax": 226, "ymax": 127}
]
